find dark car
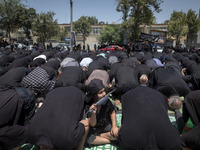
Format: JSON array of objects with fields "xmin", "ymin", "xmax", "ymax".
[
  {"xmin": 53, "ymin": 43, "xmax": 69, "ymax": 51},
  {"xmin": 99, "ymin": 45, "xmax": 123, "ymax": 51}
]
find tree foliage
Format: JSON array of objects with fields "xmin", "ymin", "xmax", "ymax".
[
  {"xmin": 87, "ymin": 16, "xmax": 98, "ymax": 25},
  {"xmin": 116, "ymin": 0, "xmax": 130, "ymax": 22},
  {"xmin": 0, "ymin": 0, "xmax": 37, "ymax": 40},
  {"xmin": 32, "ymin": 11, "xmax": 59, "ymax": 47},
  {"xmin": 98, "ymin": 24, "xmax": 123, "ymax": 45},
  {"xmin": 74, "ymin": 16, "xmax": 92, "ymax": 46},
  {"xmin": 116, "ymin": 0, "xmax": 163, "ymax": 41},
  {"xmin": 129, "ymin": 0, "xmax": 162, "ymax": 40},
  {"xmin": 186, "ymin": 9, "xmax": 200, "ymax": 42},
  {"xmin": 116, "ymin": 0, "xmax": 130, "ymax": 44},
  {"xmin": 0, "ymin": 0, "xmax": 24, "ymax": 39},
  {"xmin": 163, "ymin": 20, "xmax": 170, "ymax": 24},
  {"xmin": 167, "ymin": 11, "xmax": 188, "ymax": 44},
  {"xmin": 16, "ymin": 6, "xmax": 36, "ymax": 39},
  {"xmin": 57, "ymin": 27, "xmax": 68, "ymax": 41}
]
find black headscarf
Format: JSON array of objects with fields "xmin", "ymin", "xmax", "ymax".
[
  {"xmin": 67, "ymin": 51, "xmax": 81, "ymax": 62},
  {"xmin": 30, "ymin": 51, "xmax": 41, "ymax": 59},
  {"xmin": 29, "ymin": 58, "xmax": 46, "ymax": 68},
  {"xmin": 88, "ymin": 79, "xmax": 105, "ymax": 95},
  {"xmin": 0, "ymin": 67, "xmax": 29, "ymax": 89},
  {"xmin": 141, "ymin": 51, "xmax": 153, "ymax": 63},
  {"xmin": 86, "ymin": 60, "xmax": 104, "ymax": 78},
  {"xmin": 181, "ymin": 90, "xmax": 200, "ymax": 149},
  {"xmin": 184, "ymin": 90, "xmax": 200, "ymax": 126},
  {"xmin": 8, "ymin": 56, "xmax": 31, "ymax": 70},
  {"xmin": 40, "ymin": 58, "xmax": 60, "ymax": 80},
  {"xmin": 97, "ymin": 55, "xmax": 110, "ymax": 70},
  {"xmin": 43, "ymin": 58, "xmax": 60, "ymax": 70},
  {"xmin": 135, "ymin": 64, "xmax": 152, "ymax": 78},
  {"xmin": 0, "ymin": 55, "xmax": 14, "ymax": 67},
  {"xmin": 121, "ymin": 58, "xmax": 135, "ymax": 68},
  {"xmin": 0, "ymin": 88, "xmax": 27, "ymax": 149},
  {"xmin": 0, "ymin": 66, "xmax": 8, "ymax": 76},
  {"xmin": 144, "ymin": 58, "xmax": 160, "ymax": 70},
  {"xmin": 55, "ymin": 66, "xmax": 85, "ymax": 92}
]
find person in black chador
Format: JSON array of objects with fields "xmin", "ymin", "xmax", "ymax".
[
  {"xmin": 0, "ymin": 67, "xmax": 36, "ymax": 150},
  {"xmin": 174, "ymin": 90, "xmax": 200, "ymax": 150},
  {"xmin": 55, "ymin": 63, "xmax": 86, "ymax": 92},
  {"xmin": 109, "ymin": 61, "xmax": 126, "ymax": 83},
  {"xmin": 118, "ymin": 86, "xmax": 181, "ymax": 150},
  {"xmin": 21, "ymin": 58, "xmax": 60, "ymax": 96},
  {"xmin": 180, "ymin": 56, "xmax": 200, "ymax": 90},
  {"xmin": 150, "ymin": 64, "xmax": 191, "ymax": 98},
  {"xmin": 113, "ymin": 65, "xmax": 139, "ymax": 99},
  {"xmin": 86, "ymin": 60, "xmax": 105, "ymax": 79},
  {"xmin": 27, "ymin": 86, "xmax": 89, "ymax": 150}
]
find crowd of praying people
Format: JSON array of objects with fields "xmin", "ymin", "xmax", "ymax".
[{"xmin": 0, "ymin": 44, "xmax": 200, "ymax": 150}]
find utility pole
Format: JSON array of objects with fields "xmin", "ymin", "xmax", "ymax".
[{"xmin": 70, "ymin": 0, "xmax": 73, "ymax": 52}]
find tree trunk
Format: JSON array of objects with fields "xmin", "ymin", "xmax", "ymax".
[
  {"xmin": 8, "ymin": 32, "xmax": 11, "ymax": 42},
  {"xmin": 176, "ymin": 35, "xmax": 180, "ymax": 46},
  {"xmin": 43, "ymin": 39, "xmax": 45, "ymax": 49},
  {"xmin": 83, "ymin": 35, "xmax": 86, "ymax": 47},
  {"xmin": 8, "ymin": 28, "xmax": 11, "ymax": 42}
]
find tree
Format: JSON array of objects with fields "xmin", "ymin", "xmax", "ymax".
[
  {"xmin": 116, "ymin": 0, "xmax": 129, "ymax": 22},
  {"xmin": 74, "ymin": 16, "xmax": 92, "ymax": 46},
  {"xmin": 116, "ymin": 0, "xmax": 163, "ymax": 41},
  {"xmin": 98, "ymin": 24, "xmax": 123, "ymax": 45},
  {"xmin": 129, "ymin": 0, "xmax": 162, "ymax": 41},
  {"xmin": 116, "ymin": 0, "xmax": 130, "ymax": 44},
  {"xmin": 15, "ymin": 6, "xmax": 37, "ymax": 40},
  {"xmin": 186, "ymin": 9, "xmax": 200, "ymax": 44},
  {"xmin": 87, "ymin": 16, "xmax": 98, "ymax": 25},
  {"xmin": 32, "ymin": 11, "xmax": 59, "ymax": 48},
  {"xmin": 167, "ymin": 11, "xmax": 188, "ymax": 45},
  {"xmin": 58, "ymin": 27, "xmax": 68, "ymax": 41},
  {"xmin": 0, "ymin": 0, "xmax": 24, "ymax": 40},
  {"xmin": 163, "ymin": 20, "xmax": 170, "ymax": 24}
]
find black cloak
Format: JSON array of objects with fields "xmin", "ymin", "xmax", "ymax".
[
  {"xmin": 119, "ymin": 86, "xmax": 181, "ymax": 150},
  {"xmin": 27, "ymin": 86, "xmax": 86, "ymax": 150},
  {"xmin": 181, "ymin": 90, "xmax": 200, "ymax": 149}
]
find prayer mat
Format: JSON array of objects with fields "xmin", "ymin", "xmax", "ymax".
[
  {"xmin": 84, "ymin": 113, "xmax": 177, "ymax": 150},
  {"xmin": 19, "ymin": 111, "xmax": 178, "ymax": 150},
  {"xmin": 84, "ymin": 144, "xmax": 118, "ymax": 150},
  {"xmin": 181, "ymin": 117, "xmax": 195, "ymax": 134}
]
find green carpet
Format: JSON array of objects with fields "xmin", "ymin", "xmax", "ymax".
[
  {"xmin": 84, "ymin": 112, "xmax": 177, "ymax": 150},
  {"xmin": 19, "ymin": 113, "xmax": 177, "ymax": 150},
  {"xmin": 84, "ymin": 144, "xmax": 118, "ymax": 150}
]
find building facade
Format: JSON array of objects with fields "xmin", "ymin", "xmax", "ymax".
[
  {"xmin": 59, "ymin": 24, "xmax": 103, "ymax": 50},
  {"xmin": 3, "ymin": 22, "xmax": 199, "ymax": 49},
  {"xmin": 59, "ymin": 23, "xmax": 188, "ymax": 49}
]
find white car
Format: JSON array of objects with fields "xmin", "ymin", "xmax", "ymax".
[{"xmin": 153, "ymin": 46, "xmax": 163, "ymax": 53}]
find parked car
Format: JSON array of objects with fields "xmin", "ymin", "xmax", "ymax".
[
  {"xmin": 153, "ymin": 45, "xmax": 164, "ymax": 53},
  {"xmin": 99, "ymin": 45, "xmax": 123, "ymax": 51},
  {"xmin": 5, "ymin": 43, "xmax": 27, "ymax": 49},
  {"xmin": 53, "ymin": 43, "xmax": 69, "ymax": 51}
]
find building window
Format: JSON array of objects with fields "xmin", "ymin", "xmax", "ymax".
[
  {"xmin": 91, "ymin": 27, "xmax": 102, "ymax": 35},
  {"xmin": 65, "ymin": 27, "xmax": 70, "ymax": 32}
]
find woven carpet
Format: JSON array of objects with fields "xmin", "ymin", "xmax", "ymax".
[{"xmin": 84, "ymin": 112, "xmax": 177, "ymax": 150}]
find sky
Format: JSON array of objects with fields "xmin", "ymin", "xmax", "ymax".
[{"xmin": 23, "ymin": 0, "xmax": 200, "ymax": 24}]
